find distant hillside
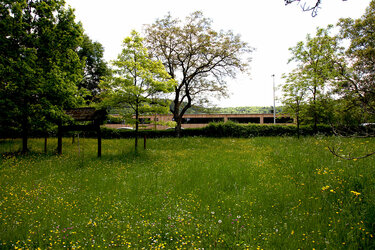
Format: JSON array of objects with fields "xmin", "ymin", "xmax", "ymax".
[{"xmin": 208, "ymin": 106, "xmax": 284, "ymax": 114}]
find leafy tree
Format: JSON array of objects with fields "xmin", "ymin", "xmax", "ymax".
[
  {"xmin": 0, "ymin": 0, "xmax": 84, "ymax": 152},
  {"xmin": 78, "ymin": 34, "xmax": 110, "ymax": 103},
  {"xmin": 336, "ymin": 0, "xmax": 375, "ymax": 122},
  {"xmin": 329, "ymin": 0, "xmax": 375, "ymax": 160},
  {"xmin": 281, "ymin": 71, "xmax": 309, "ymax": 138},
  {"xmin": 100, "ymin": 30, "xmax": 176, "ymax": 150},
  {"xmin": 144, "ymin": 11, "xmax": 252, "ymax": 137},
  {"xmin": 286, "ymin": 25, "xmax": 343, "ymax": 133}
]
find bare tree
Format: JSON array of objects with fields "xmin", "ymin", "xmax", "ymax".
[{"xmin": 285, "ymin": 0, "xmax": 348, "ymax": 17}]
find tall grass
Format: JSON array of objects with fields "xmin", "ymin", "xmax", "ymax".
[{"xmin": 0, "ymin": 137, "xmax": 374, "ymax": 248}]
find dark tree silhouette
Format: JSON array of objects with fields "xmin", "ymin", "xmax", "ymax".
[{"xmin": 285, "ymin": 0, "xmax": 348, "ymax": 16}]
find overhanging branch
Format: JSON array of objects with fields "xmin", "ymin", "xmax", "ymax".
[
  {"xmin": 328, "ymin": 146, "xmax": 375, "ymax": 160},
  {"xmin": 284, "ymin": 0, "xmax": 348, "ymax": 17}
]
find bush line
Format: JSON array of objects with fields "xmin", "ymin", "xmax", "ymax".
[
  {"xmin": 1, "ymin": 122, "xmax": 337, "ymax": 139},
  {"xmin": 86, "ymin": 122, "xmax": 334, "ymax": 139}
]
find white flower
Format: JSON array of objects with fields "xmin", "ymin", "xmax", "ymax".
[{"xmin": 218, "ymin": 220, "xmax": 222, "ymax": 224}]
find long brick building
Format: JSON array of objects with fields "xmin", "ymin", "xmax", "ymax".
[{"xmin": 105, "ymin": 113, "xmax": 294, "ymax": 130}]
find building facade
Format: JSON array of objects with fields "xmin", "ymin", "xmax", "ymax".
[{"xmin": 105, "ymin": 113, "xmax": 294, "ymax": 130}]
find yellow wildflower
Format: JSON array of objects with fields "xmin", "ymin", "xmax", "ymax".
[{"xmin": 351, "ymin": 191, "xmax": 361, "ymax": 196}]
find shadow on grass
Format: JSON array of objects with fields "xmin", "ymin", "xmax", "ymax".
[
  {"xmin": 1, "ymin": 138, "xmax": 155, "ymax": 172},
  {"xmin": 58, "ymin": 145, "xmax": 155, "ymax": 171},
  {"xmin": 1, "ymin": 147, "xmax": 151, "ymax": 162}
]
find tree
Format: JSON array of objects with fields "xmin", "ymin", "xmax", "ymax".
[
  {"xmin": 100, "ymin": 30, "xmax": 176, "ymax": 150},
  {"xmin": 286, "ymin": 25, "xmax": 343, "ymax": 133},
  {"xmin": 77, "ymin": 34, "xmax": 110, "ymax": 104},
  {"xmin": 336, "ymin": 0, "xmax": 375, "ymax": 121},
  {"xmin": 327, "ymin": 0, "xmax": 375, "ymax": 160},
  {"xmin": 0, "ymin": 0, "xmax": 84, "ymax": 153},
  {"xmin": 144, "ymin": 11, "xmax": 252, "ymax": 137},
  {"xmin": 281, "ymin": 71, "xmax": 309, "ymax": 138}
]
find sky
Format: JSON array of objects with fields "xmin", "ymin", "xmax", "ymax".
[{"xmin": 65, "ymin": 0, "xmax": 371, "ymax": 107}]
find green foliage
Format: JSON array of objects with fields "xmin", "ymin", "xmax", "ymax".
[
  {"xmin": 281, "ymin": 72, "xmax": 308, "ymax": 119},
  {"xmin": 335, "ymin": 1, "xmax": 375, "ymax": 123},
  {"xmin": 105, "ymin": 115, "xmax": 124, "ymax": 124},
  {"xmin": 0, "ymin": 0, "xmax": 85, "ymax": 151},
  {"xmin": 100, "ymin": 31, "xmax": 176, "ymax": 121},
  {"xmin": 73, "ymin": 122, "xmax": 332, "ymax": 139},
  {"xmin": 1, "ymin": 137, "xmax": 375, "ymax": 248},
  {"xmin": 283, "ymin": 0, "xmax": 375, "ymax": 130},
  {"xmin": 77, "ymin": 34, "xmax": 110, "ymax": 103},
  {"xmin": 202, "ymin": 121, "xmax": 332, "ymax": 137},
  {"xmin": 144, "ymin": 11, "xmax": 252, "ymax": 135},
  {"xmin": 283, "ymin": 26, "xmax": 343, "ymax": 132},
  {"xmin": 100, "ymin": 30, "xmax": 176, "ymax": 148}
]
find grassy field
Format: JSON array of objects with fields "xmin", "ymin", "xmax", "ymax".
[{"xmin": 1, "ymin": 136, "xmax": 375, "ymax": 249}]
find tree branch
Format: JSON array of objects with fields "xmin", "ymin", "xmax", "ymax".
[
  {"xmin": 328, "ymin": 146, "xmax": 375, "ymax": 160},
  {"xmin": 284, "ymin": 0, "xmax": 348, "ymax": 17}
]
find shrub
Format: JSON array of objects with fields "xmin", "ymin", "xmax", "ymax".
[
  {"xmin": 0, "ymin": 122, "xmax": 334, "ymax": 139},
  {"xmin": 202, "ymin": 122, "xmax": 333, "ymax": 137}
]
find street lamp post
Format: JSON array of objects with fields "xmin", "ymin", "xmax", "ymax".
[{"xmin": 272, "ymin": 74, "xmax": 276, "ymax": 124}]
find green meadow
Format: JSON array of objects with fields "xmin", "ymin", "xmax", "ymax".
[{"xmin": 1, "ymin": 137, "xmax": 375, "ymax": 249}]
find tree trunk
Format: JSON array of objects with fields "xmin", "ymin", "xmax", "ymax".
[
  {"xmin": 135, "ymin": 108, "xmax": 139, "ymax": 151},
  {"xmin": 21, "ymin": 115, "xmax": 28, "ymax": 154},
  {"xmin": 313, "ymin": 86, "xmax": 318, "ymax": 134},
  {"xmin": 172, "ymin": 82, "xmax": 192, "ymax": 138},
  {"xmin": 22, "ymin": 124, "xmax": 28, "ymax": 153},
  {"xmin": 296, "ymin": 114, "xmax": 300, "ymax": 139},
  {"xmin": 175, "ymin": 116, "xmax": 182, "ymax": 138},
  {"xmin": 172, "ymin": 98, "xmax": 181, "ymax": 138},
  {"xmin": 174, "ymin": 96, "xmax": 192, "ymax": 138},
  {"xmin": 313, "ymin": 110, "xmax": 318, "ymax": 134},
  {"xmin": 21, "ymin": 96, "xmax": 30, "ymax": 154}
]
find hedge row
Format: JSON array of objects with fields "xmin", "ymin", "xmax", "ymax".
[
  {"xmin": 0, "ymin": 122, "xmax": 339, "ymax": 139},
  {"xmin": 95, "ymin": 122, "xmax": 334, "ymax": 139},
  {"xmin": 201, "ymin": 122, "xmax": 333, "ymax": 137},
  {"xmin": 98, "ymin": 127, "xmax": 203, "ymax": 139}
]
